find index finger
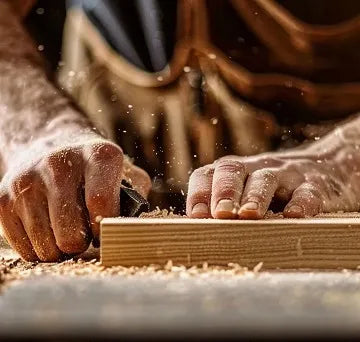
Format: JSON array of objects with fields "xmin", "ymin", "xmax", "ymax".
[
  {"xmin": 210, "ymin": 160, "xmax": 248, "ymax": 219},
  {"xmin": 84, "ymin": 144, "xmax": 123, "ymax": 240}
]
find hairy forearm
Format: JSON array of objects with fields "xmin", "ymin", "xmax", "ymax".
[{"xmin": 0, "ymin": 2, "xmax": 92, "ymax": 173}]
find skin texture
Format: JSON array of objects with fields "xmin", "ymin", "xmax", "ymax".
[
  {"xmin": 0, "ymin": 2, "xmax": 151, "ymax": 261},
  {"xmin": 187, "ymin": 118, "xmax": 360, "ymax": 219}
]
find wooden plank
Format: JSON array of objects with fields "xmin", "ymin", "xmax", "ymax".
[{"xmin": 101, "ymin": 215, "xmax": 360, "ymax": 269}]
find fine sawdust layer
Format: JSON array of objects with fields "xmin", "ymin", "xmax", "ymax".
[{"xmin": 0, "ymin": 257, "xmax": 261, "ymax": 292}]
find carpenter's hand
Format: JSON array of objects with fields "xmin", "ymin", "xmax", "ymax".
[
  {"xmin": 186, "ymin": 147, "xmax": 360, "ymax": 219},
  {"xmin": 0, "ymin": 137, "xmax": 151, "ymax": 261}
]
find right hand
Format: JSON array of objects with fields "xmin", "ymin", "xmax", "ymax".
[{"xmin": 0, "ymin": 136, "xmax": 151, "ymax": 261}]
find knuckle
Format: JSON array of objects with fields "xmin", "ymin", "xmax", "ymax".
[
  {"xmin": 216, "ymin": 155, "xmax": 242, "ymax": 164},
  {"xmin": 91, "ymin": 143, "xmax": 124, "ymax": 166},
  {"xmin": 211, "ymin": 163, "xmax": 247, "ymax": 199},
  {"xmin": 46, "ymin": 149, "xmax": 81, "ymax": 168},
  {"xmin": 11, "ymin": 172, "xmax": 38, "ymax": 196},
  {"xmin": 214, "ymin": 188, "xmax": 238, "ymax": 200},
  {"xmin": 252, "ymin": 168, "xmax": 277, "ymax": 181},
  {"xmin": 216, "ymin": 159, "xmax": 246, "ymax": 174},
  {"xmin": 190, "ymin": 166, "xmax": 214, "ymax": 180},
  {"xmin": 187, "ymin": 190, "xmax": 211, "ymax": 206},
  {"xmin": 46, "ymin": 170, "xmax": 68, "ymax": 189},
  {"xmin": 296, "ymin": 183, "xmax": 323, "ymax": 200},
  {"xmin": 44, "ymin": 150, "xmax": 81, "ymax": 185},
  {"xmin": 212, "ymin": 179, "xmax": 239, "ymax": 198}
]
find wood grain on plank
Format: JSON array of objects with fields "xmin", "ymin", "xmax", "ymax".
[{"xmin": 101, "ymin": 216, "xmax": 360, "ymax": 269}]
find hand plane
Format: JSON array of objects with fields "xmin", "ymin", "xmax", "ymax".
[{"xmin": 119, "ymin": 180, "xmax": 150, "ymax": 217}]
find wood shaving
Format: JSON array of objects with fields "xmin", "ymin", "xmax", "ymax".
[
  {"xmin": 253, "ymin": 262, "xmax": 264, "ymax": 273},
  {"xmin": 139, "ymin": 207, "xmax": 184, "ymax": 218}
]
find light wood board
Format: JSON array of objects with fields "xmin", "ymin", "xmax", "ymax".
[{"xmin": 101, "ymin": 216, "xmax": 360, "ymax": 269}]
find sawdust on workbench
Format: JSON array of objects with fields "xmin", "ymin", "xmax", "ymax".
[{"xmin": 0, "ymin": 257, "xmax": 262, "ymax": 292}]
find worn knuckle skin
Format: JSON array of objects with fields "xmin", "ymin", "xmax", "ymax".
[
  {"xmin": 244, "ymin": 169, "xmax": 277, "ymax": 198},
  {"xmin": 46, "ymin": 148, "xmax": 81, "ymax": 168},
  {"xmin": 252, "ymin": 168, "xmax": 277, "ymax": 181},
  {"xmin": 187, "ymin": 166, "xmax": 214, "ymax": 200},
  {"xmin": 188, "ymin": 166, "xmax": 213, "ymax": 190},
  {"xmin": 91, "ymin": 143, "xmax": 124, "ymax": 166},
  {"xmin": 303, "ymin": 182, "xmax": 323, "ymax": 199},
  {"xmin": 43, "ymin": 149, "xmax": 82, "ymax": 186},
  {"xmin": 11, "ymin": 171, "xmax": 39, "ymax": 197},
  {"xmin": 187, "ymin": 190, "xmax": 211, "ymax": 207},
  {"xmin": 215, "ymin": 160, "xmax": 246, "ymax": 175},
  {"xmin": 213, "ymin": 185, "xmax": 238, "ymax": 201},
  {"xmin": 189, "ymin": 166, "xmax": 214, "ymax": 181},
  {"xmin": 212, "ymin": 161, "xmax": 246, "ymax": 200}
]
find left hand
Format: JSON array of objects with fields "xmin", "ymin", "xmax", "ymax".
[{"xmin": 186, "ymin": 145, "xmax": 360, "ymax": 219}]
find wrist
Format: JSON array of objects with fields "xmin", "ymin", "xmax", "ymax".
[
  {"xmin": 304, "ymin": 122, "xmax": 360, "ymax": 170},
  {"xmin": 1, "ymin": 109, "xmax": 101, "ymax": 171}
]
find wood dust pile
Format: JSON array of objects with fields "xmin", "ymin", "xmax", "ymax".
[{"xmin": 0, "ymin": 257, "xmax": 263, "ymax": 292}]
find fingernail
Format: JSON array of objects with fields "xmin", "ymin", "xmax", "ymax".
[
  {"xmin": 216, "ymin": 199, "xmax": 236, "ymax": 214},
  {"xmin": 288, "ymin": 205, "xmax": 303, "ymax": 215},
  {"xmin": 191, "ymin": 203, "xmax": 209, "ymax": 216},
  {"xmin": 240, "ymin": 201, "xmax": 259, "ymax": 212}
]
